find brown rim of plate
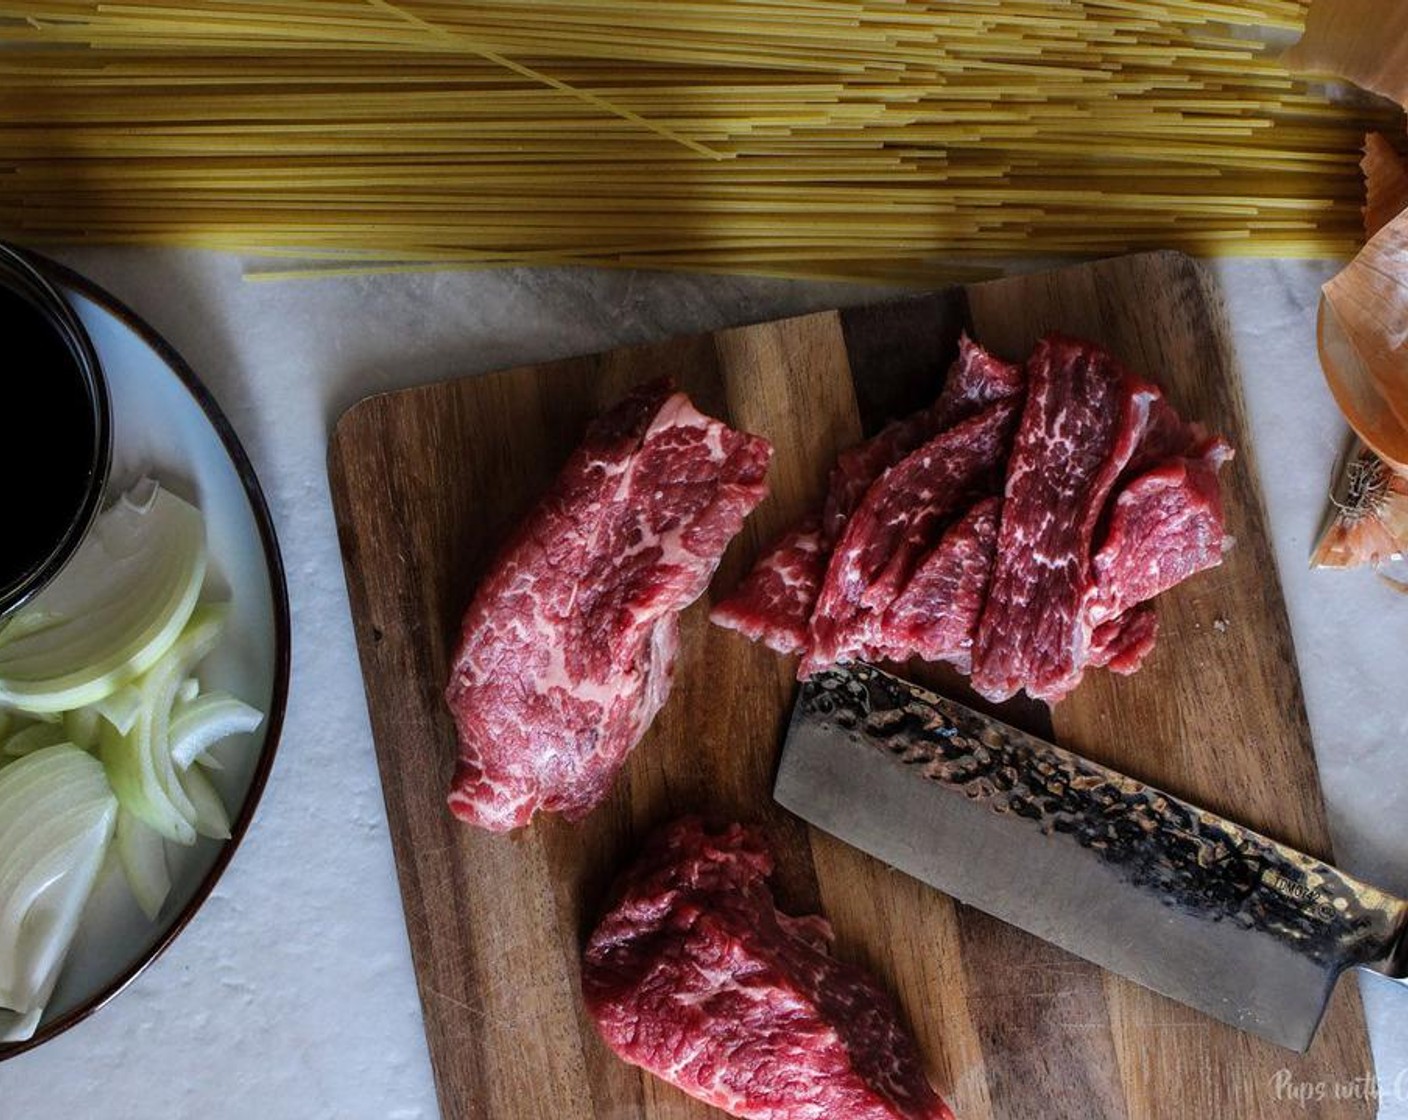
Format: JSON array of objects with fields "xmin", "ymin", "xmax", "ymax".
[{"xmin": 0, "ymin": 252, "xmax": 292, "ymax": 1063}]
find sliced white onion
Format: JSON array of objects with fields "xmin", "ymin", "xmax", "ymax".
[
  {"xmin": 0, "ymin": 481, "xmax": 207, "ymax": 714},
  {"xmin": 0, "ymin": 745, "xmax": 118, "ymax": 1040},
  {"xmin": 62, "ymin": 706, "xmax": 100, "ymax": 751},
  {"xmin": 1, "ymin": 723, "xmax": 69, "ymax": 758},
  {"xmin": 0, "ymin": 477, "xmax": 263, "ymax": 1033},
  {"xmin": 0, "ymin": 1006, "xmax": 42, "ymax": 1043},
  {"xmin": 169, "ymin": 692, "xmax": 264, "ymax": 771},
  {"xmin": 100, "ymin": 605, "xmax": 228, "ymax": 845},
  {"xmin": 94, "ymin": 685, "xmax": 144, "ymax": 737},
  {"xmin": 114, "ymin": 809, "xmax": 170, "ymax": 922},
  {"xmin": 180, "ymin": 766, "xmax": 231, "ymax": 841}
]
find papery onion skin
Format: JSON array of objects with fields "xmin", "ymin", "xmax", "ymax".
[
  {"xmin": 1363, "ymin": 132, "xmax": 1408, "ymax": 239},
  {"xmin": 1288, "ymin": 2, "xmax": 1408, "ymax": 480},
  {"xmin": 1317, "ymin": 297, "xmax": 1408, "ymax": 471},
  {"xmin": 1320, "ymin": 206, "xmax": 1408, "ymax": 470},
  {"xmin": 1285, "ymin": 0, "xmax": 1408, "ymax": 109},
  {"xmin": 1312, "ymin": 440, "xmax": 1408, "ymax": 569}
]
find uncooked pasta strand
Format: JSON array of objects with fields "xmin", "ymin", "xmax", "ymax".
[{"xmin": 0, "ymin": 0, "xmax": 1401, "ymax": 281}]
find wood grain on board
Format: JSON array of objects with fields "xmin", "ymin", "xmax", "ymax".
[{"xmin": 329, "ymin": 251, "xmax": 1372, "ymax": 1120}]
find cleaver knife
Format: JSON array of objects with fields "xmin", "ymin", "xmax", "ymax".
[{"xmin": 774, "ymin": 664, "xmax": 1408, "ymax": 1051}]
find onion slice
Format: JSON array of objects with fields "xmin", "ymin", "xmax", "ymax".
[
  {"xmin": 0, "ymin": 478, "xmax": 264, "ymax": 1032},
  {"xmin": 94, "ymin": 685, "xmax": 144, "ymax": 738},
  {"xmin": 62, "ymin": 706, "xmax": 100, "ymax": 751},
  {"xmin": 180, "ymin": 766, "xmax": 232, "ymax": 841},
  {"xmin": 114, "ymin": 809, "xmax": 170, "ymax": 922},
  {"xmin": 103, "ymin": 609, "xmax": 263, "ymax": 908},
  {"xmin": 1, "ymin": 722, "xmax": 69, "ymax": 758},
  {"xmin": 169, "ymin": 692, "xmax": 264, "ymax": 771},
  {"xmin": 0, "ymin": 481, "xmax": 207, "ymax": 714},
  {"xmin": 100, "ymin": 608, "xmax": 230, "ymax": 845},
  {"xmin": 0, "ymin": 745, "xmax": 118, "ymax": 1041},
  {"xmin": 100, "ymin": 605, "xmax": 228, "ymax": 845}
]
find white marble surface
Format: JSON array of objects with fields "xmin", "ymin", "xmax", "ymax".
[{"xmin": 0, "ymin": 249, "xmax": 1404, "ymax": 1118}]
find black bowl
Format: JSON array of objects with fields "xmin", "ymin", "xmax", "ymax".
[{"xmin": 0, "ymin": 244, "xmax": 112, "ymax": 616}]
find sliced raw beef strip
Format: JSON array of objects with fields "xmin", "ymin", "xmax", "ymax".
[
  {"xmin": 1087, "ymin": 437, "xmax": 1234, "ymax": 628},
  {"xmin": 444, "ymin": 382, "xmax": 772, "ymax": 832},
  {"xmin": 803, "ymin": 398, "xmax": 1023, "ymax": 676},
  {"xmin": 1123, "ymin": 394, "xmax": 1206, "ymax": 479},
  {"xmin": 877, "ymin": 495, "xmax": 1001, "ymax": 670},
  {"xmin": 1015, "ymin": 437, "xmax": 1230, "ymax": 700},
  {"xmin": 582, "ymin": 817, "xmax": 956, "ymax": 1120},
  {"xmin": 1086, "ymin": 605, "xmax": 1160, "ymax": 676},
  {"xmin": 822, "ymin": 335, "xmax": 1025, "ymax": 541},
  {"xmin": 971, "ymin": 335, "xmax": 1160, "ymax": 704},
  {"xmin": 931, "ymin": 334, "xmax": 1029, "ymax": 428},
  {"xmin": 712, "ymin": 338, "xmax": 1022, "ymax": 656},
  {"xmin": 822, "ymin": 412, "xmax": 949, "ymax": 547},
  {"xmin": 707, "ymin": 520, "xmax": 825, "ymax": 656}
]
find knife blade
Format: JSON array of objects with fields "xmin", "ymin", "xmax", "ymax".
[{"xmin": 773, "ymin": 664, "xmax": 1408, "ymax": 1051}]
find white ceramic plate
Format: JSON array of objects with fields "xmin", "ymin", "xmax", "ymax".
[{"xmin": 0, "ymin": 258, "xmax": 290, "ymax": 1058}]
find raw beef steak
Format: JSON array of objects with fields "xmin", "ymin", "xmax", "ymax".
[
  {"xmin": 802, "ymin": 398, "xmax": 1023, "ymax": 676},
  {"xmin": 1086, "ymin": 604, "xmax": 1160, "ymax": 675},
  {"xmin": 822, "ymin": 335, "xmax": 1025, "ymax": 542},
  {"xmin": 971, "ymin": 336, "xmax": 1160, "ymax": 703},
  {"xmin": 711, "ymin": 329, "xmax": 1230, "ymax": 706},
  {"xmin": 1124, "ymin": 394, "xmax": 1206, "ymax": 478},
  {"xmin": 707, "ymin": 520, "xmax": 826, "ymax": 656},
  {"xmin": 444, "ymin": 382, "xmax": 771, "ymax": 832},
  {"xmin": 582, "ymin": 817, "xmax": 955, "ymax": 1120},
  {"xmin": 1088, "ymin": 438, "xmax": 1234, "ymax": 628},
  {"xmin": 878, "ymin": 496, "xmax": 1002, "ymax": 670},
  {"xmin": 712, "ymin": 338, "xmax": 1021, "ymax": 658}
]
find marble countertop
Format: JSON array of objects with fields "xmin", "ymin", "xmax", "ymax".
[{"xmin": 1, "ymin": 249, "xmax": 1404, "ymax": 1119}]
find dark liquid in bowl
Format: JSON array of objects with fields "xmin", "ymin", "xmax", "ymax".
[{"xmin": 0, "ymin": 285, "xmax": 99, "ymax": 596}]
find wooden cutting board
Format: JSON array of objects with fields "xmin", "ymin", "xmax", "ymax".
[{"xmin": 329, "ymin": 251, "xmax": 1372, "ymax": 1120}]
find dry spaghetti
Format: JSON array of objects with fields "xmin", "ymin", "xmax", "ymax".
[{"xmin": 0, "ymin": 0, "xmax": 1401, "ymax": 281}]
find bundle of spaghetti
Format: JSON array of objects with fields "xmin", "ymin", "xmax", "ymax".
[{"xmin": 0, "ymin": 0, "xmax": 1401, "ymax": 282}]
